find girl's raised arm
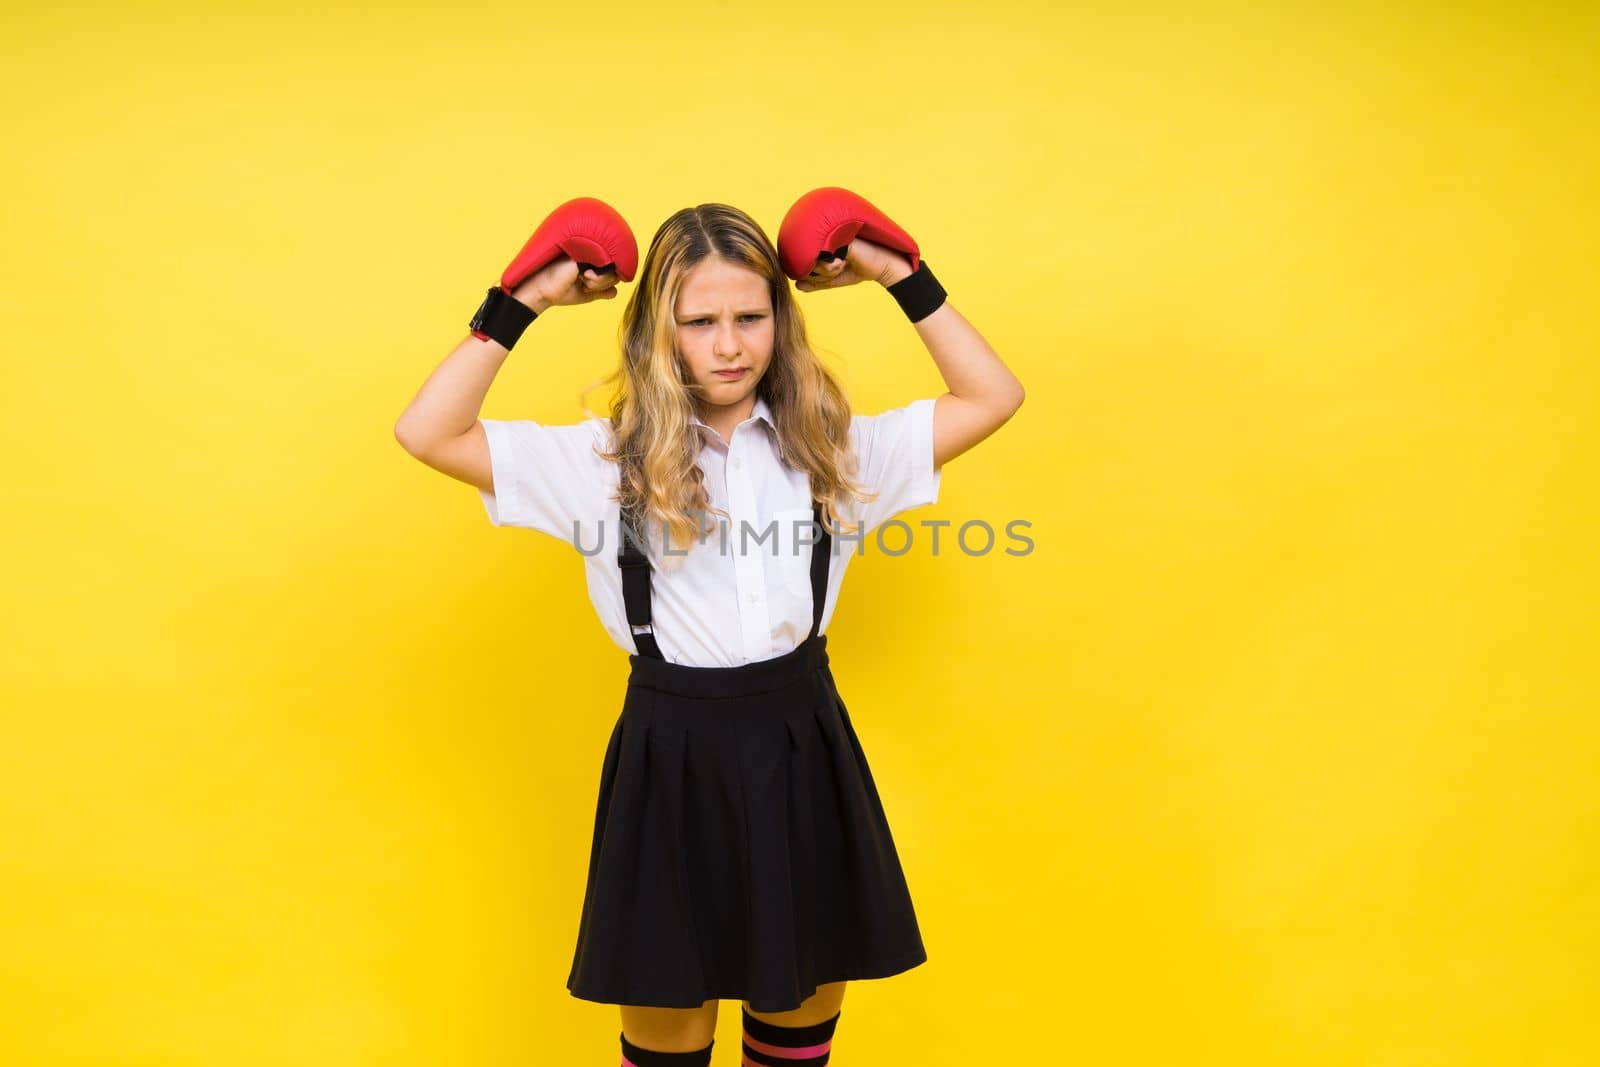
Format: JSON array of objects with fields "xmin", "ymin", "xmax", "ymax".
[
  {"xmin": 395, "ymin": 257, "xmax": 619, "ymax": 490},
  {"xmin": 780, "ymin": 188, "xmax": 1024, "ymax": 470}
]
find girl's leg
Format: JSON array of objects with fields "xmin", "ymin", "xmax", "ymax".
[
  {"xmin": 741, "ymin": 982, "xmax": 847, "ymax": 1066},
  {"xmin": 619, "ymin": 1001, "xmax": 719, "ymax": 1059}
]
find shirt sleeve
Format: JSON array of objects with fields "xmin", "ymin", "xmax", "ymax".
[
  {"xmin": 847, "ymin": 396, "xmax": 944, "ymax": 536},
  {"xmin": 477, "ymin": 417, "xmax": 614, "ymax": 547}
]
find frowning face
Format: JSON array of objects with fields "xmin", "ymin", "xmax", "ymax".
[{"xmin": 674, "ymin": 256, "xmax": 775, "ymax": 420}]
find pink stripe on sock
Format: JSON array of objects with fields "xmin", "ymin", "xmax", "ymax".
[{"xmin": 743, "ymin": 1034, "xmax": 834, "ymax": 1059}]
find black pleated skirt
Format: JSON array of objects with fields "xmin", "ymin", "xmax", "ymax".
[{"xmin": 565, "ymin": 633, "xmax": 927, "ymax": 1012}]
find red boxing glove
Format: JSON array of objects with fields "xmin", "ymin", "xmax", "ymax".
[
  {"xmin": 500, "ymin": 196, "xmax": 639, "ymax": 293},
  {"xmin": 471, "ymin": 196, "xmax": 639, "ymax": 346},
  {"xmin": 776, "ymin": 186, "xmax": 922, "ymax": 282}
]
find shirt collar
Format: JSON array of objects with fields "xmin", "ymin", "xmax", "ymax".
[{"xmin": 691, "ymin": 393, "xmax": 786, "ymax": 461}]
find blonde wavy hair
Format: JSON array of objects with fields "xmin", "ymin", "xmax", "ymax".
[{"xmin": 582, "ymin": 203, "xmax": 877, "ymax": 562}]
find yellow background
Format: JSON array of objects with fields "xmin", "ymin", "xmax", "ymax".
[{"xmin": 3, "ymin": 2, "xmax": 1596, "ymax": 1064}]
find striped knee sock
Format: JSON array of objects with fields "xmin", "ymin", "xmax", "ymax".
[
  {"xmin": 619, "ymin": 1032, "xmax": 714, "ymax": 1067},
  {"xmin": 741, "ymin": 1007, "xmax": 841, "ymax": 1067}
]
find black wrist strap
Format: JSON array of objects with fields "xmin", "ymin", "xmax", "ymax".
[
  {"xmin": 886, "ymin": 261, "xmax": 947, "ymax": 323},
  {"xmin": 469, "ymin": 286, "xmax": 538, "ymax": 349}
]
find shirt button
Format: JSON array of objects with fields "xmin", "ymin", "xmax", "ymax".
[
  {"xmin": 732, "ymin": 457, "xmax": 743, "ymax": 469},
  {"xmin": 747, "ymin": 591, "xmax": 759, "ymax": 603}
]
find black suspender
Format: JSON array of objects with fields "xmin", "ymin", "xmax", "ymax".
[
  {"xmin": 617, "ymin": 498, "xmax": 664, "ymax": 660},
  {"xmin": 803, "ymin": 503, "xmax": 831, "ymax": 638},
  {"xmin": 618, "ymin": 501, "xmax": 832, "ymax": 661}
]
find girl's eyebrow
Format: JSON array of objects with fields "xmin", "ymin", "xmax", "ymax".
[{"xmin": 679, "ymin": 308, "xmax": 769, "ymax": 318}]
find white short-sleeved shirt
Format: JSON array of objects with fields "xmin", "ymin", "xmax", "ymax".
[{"xmin": 478, "ymin": 392, "xmax": 942, "ymax": 667}]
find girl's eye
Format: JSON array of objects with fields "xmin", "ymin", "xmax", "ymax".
[{"xmin": 688, "ymin": 315, "xmax": 764, "ymax": 326}]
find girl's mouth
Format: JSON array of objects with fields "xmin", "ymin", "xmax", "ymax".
[{"xmin": 714, "ymin": 368, "xmax": 748, "ymax": 380}]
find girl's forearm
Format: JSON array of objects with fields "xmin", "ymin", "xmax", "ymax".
[
  {"xmin": 878, "ymin": 264, "xmax": 1024, "ymax": 412},
  {"xmin": 394, "ymin": 332, "xmax": 519, "ymax": 454},
  {"xmin": 910, "ymin": 301, "xmax": 1024, "ymax": 411}
]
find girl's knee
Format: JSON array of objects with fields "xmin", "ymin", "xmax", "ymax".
[{"xmin": 619, "ymin": 1001, "xmax": 719, "ymax": 1053}]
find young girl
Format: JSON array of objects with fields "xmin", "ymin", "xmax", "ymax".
[{"xmin": 395, "ymin": 199, "xmax": 1023, "ymax": 1067}]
